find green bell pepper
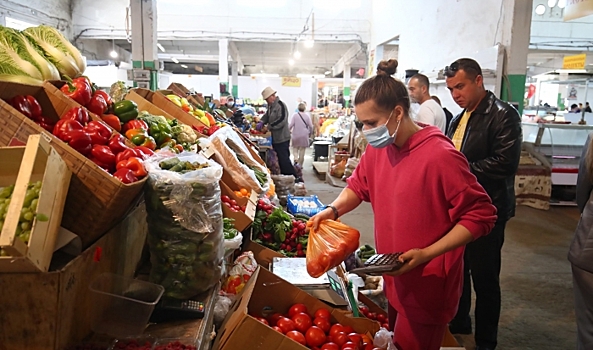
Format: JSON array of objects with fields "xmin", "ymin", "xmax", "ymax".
[{"xmin": 113, "ymin": 100, "xmax": 139, "ymax": 122}]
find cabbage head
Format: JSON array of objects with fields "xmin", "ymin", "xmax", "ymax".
[{"xmin": 0, "ymin": 26, "xmax": 44, "ymax": 85}]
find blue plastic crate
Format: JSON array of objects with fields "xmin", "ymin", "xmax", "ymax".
[
  {"xmin": 287, "ymin": 194, "xmax": 324, "ymax": 216},
  {"xmin": 259, "ymin": 136, "xmax": 272, "ymax": 147}
]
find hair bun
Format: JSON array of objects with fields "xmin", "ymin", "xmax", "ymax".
[{"xmin": 377, "ymin": 59, "xmax": 398, "ymax": 76}]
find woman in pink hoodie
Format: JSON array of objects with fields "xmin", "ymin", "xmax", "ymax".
[{"xmin": 310, "ymin": 59, "xmax": 497, "ymax": 350}]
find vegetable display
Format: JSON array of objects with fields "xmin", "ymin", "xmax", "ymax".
[
  {"xmin": 144, "ymin": 152, "xmax": 224, "ymax": 299},
  {"xmin": 6, "ymin": 95, "xmax": 55, "ymax": 132}
]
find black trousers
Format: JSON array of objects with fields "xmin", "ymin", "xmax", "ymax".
[
  {"xmin": 272, "ymin": 140, "xmax": 295, "ymax": 176},
  {"xmin": 449, "ymin": 221, "xmax": 506, "ymax": 349}
]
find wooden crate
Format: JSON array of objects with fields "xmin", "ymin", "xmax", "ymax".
[
  {"xmin": 0, "ymin": 202, "xmax": 147, "ymax": 350},
  {"xmin": 0, "ymin": 81, "xmax": 147, "ymax": 248},
  {"xmin": 0, "ymin": 135, "xmax": 71, "ymax": 272},
  {"xmin": 127, "ymin": 88, "xmax": 208, "ymax": 128},
  {"xmin": 168, "ymin": 82, "xmax": 205, "ymax": 108}
]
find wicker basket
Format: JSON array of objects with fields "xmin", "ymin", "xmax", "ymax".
[{"xmin": 0, "ymin": 81, "xmax": 146, "ymax": 248}]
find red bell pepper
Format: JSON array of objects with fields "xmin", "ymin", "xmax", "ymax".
[
  {"xmin": 91, "ymin": 145, "xmax": 116, "ymax": 170},
  {"xmin": 9, "ymin": 95, "xmax": 32, "ymax": 119},
  {"xmin": 113, "ymin": 167, "xmax": 138, "ymax": 184},
  {"xmin": 61, "ymin": 106, "xmax": 90, "ymax": 126},
  {"xmin": 84, "ymin": 120, "xmax": 112, "ymax": 145},
  {"xmin": 93, "ymin": 89, "xmax": 112, "ymax": 107},
  {"xmin": 101, "ymin": 114, "xmax": 121, "ymax": 132},
  {"xmin": 116, "ymin": 156, "xmax": 147, "ymax": 179},
  {"xmin": 37, "ymin": 116, "xmax": 55, "ymax": 133},
  {"xmin": 108, "ymin": 134, "xmax": 131, "ymax": 155},
  {"xmin": 122, "ymin": 119, "xmax": 149, "ymax": 133},
  {"xmin": 89, "ymin": 156, "xmax": 112, "ymax": 173},
  {"xmin": 61, "ymin": 77, "xmax": 92, "ymax": 106},
  {"xmin": 64, "ymin": 130, "xmax": 92, "ymax": 155},
  {"xmin": 87, "ymin": 92, "xmax": 108, "ymax": 116},
  {"xmin": 134, "ymin": 146, "xmax": 155, "ymax": 159},
  {"xmin": 115, "ymin": 148, "xmax": 145, "ymax": 164},
  {"xmin": 25, "ymin": 95, "xmax": 42, "ymax": 119},
  {"xmin": 53, "ymin": 119, "xmax": 84, "ymax": 140}
]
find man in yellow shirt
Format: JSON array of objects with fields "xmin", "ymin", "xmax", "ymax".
[{"xmin": 445, "ymin": 58, "xmax": 522, "ymax": 350}]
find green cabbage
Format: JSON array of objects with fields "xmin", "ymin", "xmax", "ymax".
[
  {"xmin": 15, "ymin": 29, "xmax": 60, "ymax": 80},
  {"xmin": 23, "ymin": 25, "xmax": 85, "ymax": 78},
  {"xmin": 0, "ymin": 26, "xmax": 44, "ymax": 85}
]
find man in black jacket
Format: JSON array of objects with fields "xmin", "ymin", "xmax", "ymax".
[{"xmin": 444, "ymin": 58, "xmax": 522, "ymax": 350}]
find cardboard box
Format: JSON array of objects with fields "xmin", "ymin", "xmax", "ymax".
[
  {"xmin": 0, "ymin": 81, "xmax": 146, "ymax": 248},
  {"xmin": 0, "ymin": 135, "xmax": 71, "ymax": 273},
  {"xmin": 0, "ymin": 202, "xmax": 147, "ymax": 350},
  {"xmin": 212, "ymin": 267, "xmax": 380, "ymax": 350},
  {"xmin": 221, "ymin": 169, "xmax": 258, "ymax": 204},
  {"xmin": 220, "ymin": 181, "xmax": 256, "ymax": 232}
]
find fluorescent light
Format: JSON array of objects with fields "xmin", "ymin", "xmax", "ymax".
[
  {"xmin": 324, "ymin": 70, "xmax": 331, "ymax": 75},
  {"xmin": 180, "ymin": 64, "xmax": 188, "ymax": 68},
  {"xmin": 288, "ymin": 59, "xmax": 295, "ymax": 66},
  {"xmin": 535, "ymin": 4, "xmax": 546, "ymax": 15},
  {"xmin": 171, "ymin": 57, "xmax": 179, "ymax": 63},
  {"xmin": 293, "ymin": 51, "xmax": 301, "ymax": 59},
  {"xmin": 296, "ymin": 74, "xmax": 324, "ymax": 79},
  {"xmin": 109, "ymin": 50, "xmax": 118, "ymax": 58},
  {"xmin": 304, "ymin": 40, "xmax": 314, "ymax": 48},
  {"xmin": 157, "ymin": 43, "xmax": 165, "ymax": 52},
  {"xmin": 558, "ymin": 0, "xmax": 566, "ymax": 8},
  {"xmin": 251, "ymin": 73, "xmax": 279, "ymax": 78}
]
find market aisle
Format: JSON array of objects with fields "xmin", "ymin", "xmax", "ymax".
[{"xmin": 300, "ymin": 146, "xmax": 579, "ymax": 349}]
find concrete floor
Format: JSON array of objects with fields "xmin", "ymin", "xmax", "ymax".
[{"xmin": 298, "ymin": 149, "xmax": 579, "ymax": 350}]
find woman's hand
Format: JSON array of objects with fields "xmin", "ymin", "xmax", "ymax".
[
  {"xmin": 307, "ymin": 207, "xmax": 335, "ymax": 231},
  {"xmin": 383, "ymin": 248, "xmax": 432, "ymax": 276}
]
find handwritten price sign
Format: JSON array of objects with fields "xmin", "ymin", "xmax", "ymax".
[{"xmin": 281, "ymin": 77, "xmax": 301, "ymax": 87}]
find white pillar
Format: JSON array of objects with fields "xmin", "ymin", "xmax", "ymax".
[
  {"xmin": 130, "ymin": 0, "xmax": 158, "ymax": 90},
  {"xmin": 373, "ymin": 45, "xmax": 384, "ymax": 73},
  {"xmin": 343, "ymin": 64, "xmax": 351, "ymax": 108},
  {"xmin": 231, "ymin": 61, "xmax": 238, "ymax": 97},
  {"xmin": 219, "ymin": 39, "xmax": 229, "ymax": 96}
]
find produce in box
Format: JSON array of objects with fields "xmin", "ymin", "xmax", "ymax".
[{"xmin": 144, "ymin": 152, "xmax": 224, "ymax": 299}]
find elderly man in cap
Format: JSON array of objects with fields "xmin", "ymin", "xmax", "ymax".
[{"xmin": 261, "ymin": 86, "xmax": 295, "ymax": 176}]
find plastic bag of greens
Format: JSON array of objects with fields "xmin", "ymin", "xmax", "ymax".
[{"xmin": 144, "ymin": 151, "xmax": 224, "ymax": 299}]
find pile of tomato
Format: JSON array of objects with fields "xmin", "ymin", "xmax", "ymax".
[
  {"xmin": 252, "ymin": 303, "xmax": 385, "ymax": 350},
  {"xmin": 358, "ymin": 305, "xmax": 390, "ymax": 331},
  {"xmin": 221, "ymin": 195, "xmax": 246, "ymax": 212}
]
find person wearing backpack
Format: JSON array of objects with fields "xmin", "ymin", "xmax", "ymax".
[{"xmin": 289, "ymin": 102, "xmax": 313, "ymax": 167}]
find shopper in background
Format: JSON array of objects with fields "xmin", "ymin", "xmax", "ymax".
[
  {"xmin": 431, "ymin": 95, "xmax": 454, "ymax": 134},
  {"xmin": 445, "ymin": 58, "xmax": 522, "ymax": 350},
  {"xmin": 579, "ymin": 103, "xmax": 584, "ymax": 111},
  {"xmin": 261, "ymin": 86, "xmax": 295, "ymax": 176},
  {"xmin": 407, "ymin": 74, "xmax": 446, "ymax": 132},
  {"xmin": 310, "ymin": 59, "xmax": 497, "ymax": 350},
  {"xmin": 570, "ymin": 132, "xmax": 593, "ymax": 349},
  {"xmin": 337, "ymin": 93, "xmax": 345, "ymax": 106},
  {"xmin": 585, "ymin": 102, "xmax": 592, "ymax": 113},
  {"xmin": 571, "ymin": 103, "xmax": 581, "ymax": 113},
  {"xmin": 289, "ymin": 102, "xmax": 313, "ymax": 168}
]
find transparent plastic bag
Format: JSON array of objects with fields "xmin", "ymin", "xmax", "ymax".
[
  {"xmin": 306, "ymin": 220, "xmax": 361, "ymax": 278},
  {"xmin": 374, "ymin": 328, "xmax": 397, "ymax": 350},
  {"xmin": 222, "ymin": 251, "xmax": 258, "ymax": 295},
  {"xmin": 213, "ymin": 295, "xmax": 233, "ymax": 328},
  {"xmin": 144, "ymin": 152, "xmax": 224, "ymax": 299}
]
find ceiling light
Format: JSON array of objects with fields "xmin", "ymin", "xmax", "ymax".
[
  {"xmin": 535, "ymin": 4, "xmax": 546, "ymax": 15},
  {"xmin": 558, "ymin": 0, "xmax": 566, "ymax": 8},
  {"xmin": 180, "ymin": 64, "xmax": 188, "ymax": 68},
  {"xmin": 157, "ymin": 43, "xmax": 165, "ymax": 52},
  {"xmin": 304, "ymin": 40, "xmax": 314, "ymax": 48},
  {"xmin": 288, "ymin": 58, "xmax": 295, "ymax": 66},
  {"xmin": 110, "ymin": 50, "xmax": 118, "ymax": 58},
  {"xmin": 324, "ymin": 70, "xmax": 331, "ymax": 75},
  {"xmin": 293, "ymin": 51, "xmax": 301, "ymax": 59},
  {"xmin": 171, "ymin": 57, "xmax": 179, "ymax": 63},
  {"xmin": 548, "ymin": 0, "xmax": 557, "ymax": 7}
]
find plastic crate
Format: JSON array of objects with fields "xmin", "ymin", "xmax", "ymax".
[{"xmin": 287, "ymin": 194, "xmax": 324, "ymax": 216}]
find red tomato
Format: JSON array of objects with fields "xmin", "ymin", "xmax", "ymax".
[
  {"xmin": 314, "ymin": 308, "xmax": 331, "ymax": 320},
  {"xmin": 272, "ymin": 326, "xmax": 283, "ymax": 333},
  {"xmin": 268, "ymin": 312, "xmax": 284, "ymax": 326},
  {"xmin": 286, "ymin": 330, "xmax": 307, "ymax": 346},
  {"xmin": 277, "ymin": 317, "xmax": 296, "ymax": 333},
  {"xmin": 363, "ymin": 343, "xmax": 375, "ymax": 350},
  {"xmin": 367, "ymin": 312, "xmax": 377, "ymax": 320},
  {"xmin": 254, "ymin": 317, "xmax": 269, "ymax": 326},
  {"xmin": 342, "ymin": 325, "xmax": 355, "ymax": 334},
  {"xmin": 359, "ymin": 306, "xmax": 369, "ymax": 315},
  {"xmin": 381, "ymin": 323, "xmax": 390, "ymax": 330},
  {"xmin": 305, "ymin": 326, "xmax": 327, "ymax": 347},
  {"xmin": 321, "ymin": 343, "xmax": 340, "ymax": 350},
  {"xmin": 333, "ymin": 332, "xmax": 349, "ymax": 347},
  {"xmin": 376, "ymin": 313, "xmax": 387, "ymax": 323},
  {"xmin": 341, "ymin": 342, "xmax": 358, "ymax": 350},
  {"xmin": 313, "ymin": 316, "xmax": 331, "ymax": 333},
  {"xmin": 289, "ymin": 303, "xmax": 309, "ymax": 318},
  {"xmin": 221, "ymin": 195, "xmax": 230, "ymax": 203},
  {"xmin": 329, "ymin": 324, "xmax": 345, "ymax": 337},
  {"xmin": 292, "ymin": 312, "xmax": 313, "ymax": 333},
  {"xmin": 347, "ymin": 333, "xmax": 363, "ymax": 348}
]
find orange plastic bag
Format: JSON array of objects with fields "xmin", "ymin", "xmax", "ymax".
[{"xmin": 306, "ymin": 219, "xmax": 361, "ymax": 278}]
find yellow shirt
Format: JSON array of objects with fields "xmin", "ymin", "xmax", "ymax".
[{"xmin": 452, "ymin": 110, "xmax": 472, "ymax": 151}]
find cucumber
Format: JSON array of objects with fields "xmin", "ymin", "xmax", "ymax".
[{"xmin": 294, "ymin": 213, "xmax": 311, "ymax": 221}]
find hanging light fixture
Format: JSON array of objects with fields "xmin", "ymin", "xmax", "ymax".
[
  {"xmin": 293, "ymin": 50, "xmax": 301, "ymax": 59},
  {"xmin": 558, "ymin": 0, "xmax": 566, "ymax": 8},
  {"xmin": 110, "ymin": 39, "xmax": 118, "ymax": 58},
  {"xmin": 288, "ymin": 58, "xmax": 295, "ymax": 66},
  {"xmin": 535, "ymin": 4, "xmax": 546, "ymax": 15}
]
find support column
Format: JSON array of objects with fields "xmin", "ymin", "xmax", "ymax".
[
  {"xmin": 219, "ymin": 39, "xmax": 229, "ymax": 96},
  {"xmin": 231, "ymin": 61, "xmax": 239, "ymax": 97},
  {"xmin": 343, "ymin": 64, "xmax": 351, "ymax": 108},
  {"xmin": 130, "ymin": 0, "xmax": 159, "ymax": 90},
  {"xmin": 373, "ymin": 45, "xmax": 384, "ymax": 74},
  {"xmin": 499, "ymin": 0, "xmax": 532, "ymax": 114}
]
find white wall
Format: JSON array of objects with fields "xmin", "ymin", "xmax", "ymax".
[{"xmin": 0, "ymin": 0, "xmax": 72, "ymax": 37}]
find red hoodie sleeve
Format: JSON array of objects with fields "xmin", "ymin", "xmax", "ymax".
[
  {"xmin": 346, "ymin": 149, "xmax": 371, "ymax": 202},
  {"xmin": 443, "ymin": 150, "xmax": 498, "ymax": 239}
]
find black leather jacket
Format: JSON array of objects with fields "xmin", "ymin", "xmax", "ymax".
[{"xmin": 446, "ymin": 91, "xmax": 522, "ymax": 222}]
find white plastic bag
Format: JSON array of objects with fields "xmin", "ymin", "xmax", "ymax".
[{"xmin": 374, "ymin": 327, "xmax": 397, "ymax": 350}]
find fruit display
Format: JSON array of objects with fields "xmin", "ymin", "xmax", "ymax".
[
  {"xmin": 251, "ymin": 303, "xmax": 381, "ymax": 350},
  {"xmin": 253, "ymin": 198, "xmax": 309, "ymax": 257},
  {"xmin": 165, "ymin": 93, "xmax": 217, "ymax": 127},
  {"xmin": 306, "ymin": 220, "xmax": 360, "ymax": 278},
  {"xmin": 144, "ymin": 153, "xmax": 224, "ymax": 299}
]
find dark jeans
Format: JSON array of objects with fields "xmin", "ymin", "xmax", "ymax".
[
  {"xmin": 272, "ymin": 140, "xmax": 295, "ymax": 176},
  {"xmin": 449, "ymin": 221, "xmax": 506, "ymax": 349}
]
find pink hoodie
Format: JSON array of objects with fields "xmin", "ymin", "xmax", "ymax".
[{"xmin": 347, "ymin": 125, "xmax": 497, "ymax": 325}]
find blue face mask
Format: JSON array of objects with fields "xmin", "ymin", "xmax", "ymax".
[{"xmin": 362, "ymin": 110, "xmax": 401, "ymax": 148}]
